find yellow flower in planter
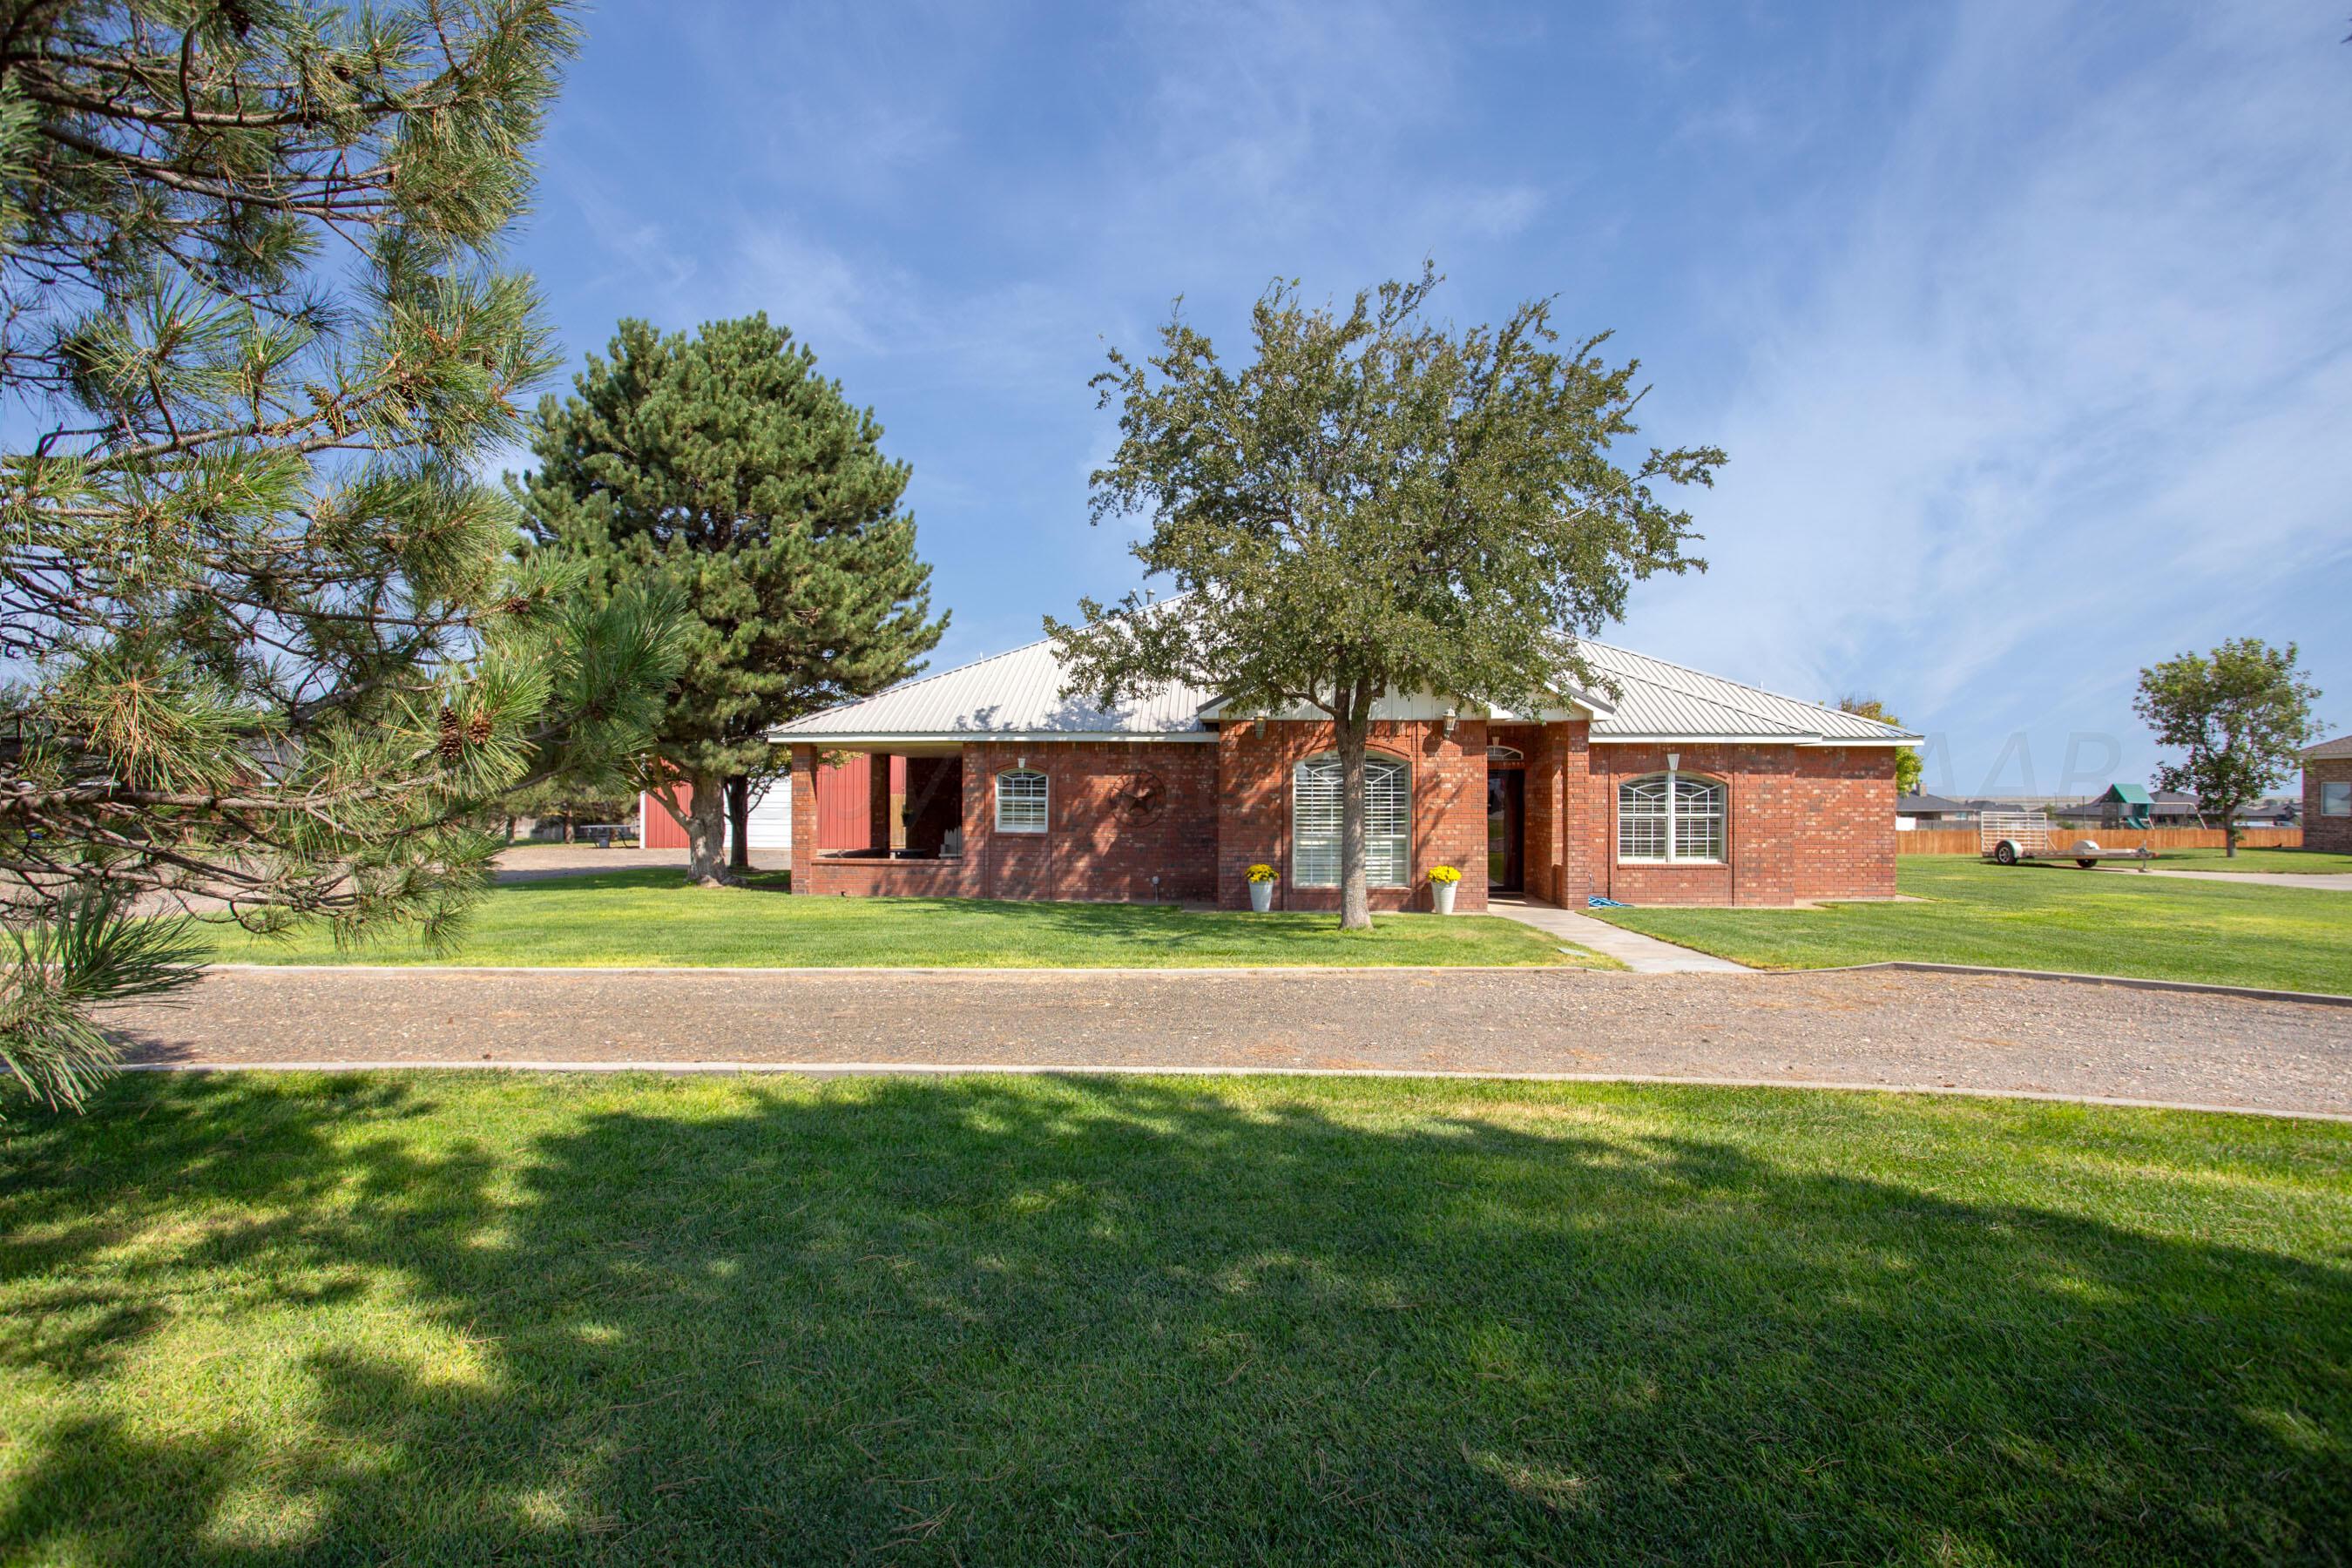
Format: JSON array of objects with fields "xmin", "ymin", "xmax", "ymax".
[
  {"xmin": 1428, "ymin": 865, "xmax": 1463, "ymax": 883},
  {"xmin": 1246, "ymin": 863, "xmax": 1278, "ymax": 883}
]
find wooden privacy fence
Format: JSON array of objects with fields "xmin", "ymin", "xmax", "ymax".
[{"xmin": 1895, "ymin": 826, "xmax": 2304, "ymax": 856}]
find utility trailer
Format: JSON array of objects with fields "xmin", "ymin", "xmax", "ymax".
[{"xmin": 1978, "ymin": 811, "xmax": 2153, "ymax": 868}]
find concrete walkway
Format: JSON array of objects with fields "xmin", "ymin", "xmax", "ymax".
[
  {"xmin": 1488, "ymin": 894, "xmax": 1751, "ymax": 972},
  {"xmin": 2088, "ymin": 866, "xmax": 2352, "ymax": 891}
]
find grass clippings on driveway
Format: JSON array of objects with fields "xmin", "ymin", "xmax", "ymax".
[
  {"xmin": 1593, "ymin": 856, "xmax": 2352, "ymax": 995},
  {"xmin": 3, "ymin": 1071, "xmax": 2348, "ymax": 1565},
  {"xmin": 193, "ymin": 868, "xmax": 1600, "ymax": 970}
]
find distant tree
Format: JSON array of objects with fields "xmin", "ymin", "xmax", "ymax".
[
  {"xmin": 2134, "ymin": 639, "xmax": 2320, "ymax": 857},
  {"xmin": 0, "ymin": 0, "xmax": 680, "ymax": 1110},
  {"xmin": 1051, "ymin": 267, "xmax": 1723, "ymax": 929},
  {"xmin": 1835, "ymin": 696, "xmax": 1923, "ymax": 794},
  {"xmin": 518, "ymin": 315, "xmax": 945, "ymax": 884}
]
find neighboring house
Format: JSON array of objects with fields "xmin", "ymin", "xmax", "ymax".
[
  {"xmin": 1896, "ymin": 793, "xmax": 1975, "ymax": 828},
  {"xmin": 2305, "ymin": 734, "xmax": 2352, "ymax": 852},
  {"xmin": 771, "ymin": 634, "xmax": 1918, "ymax": 910},
  {"xmin": 2240, "ymin": 795, "xmax": 2300, "ymax": 828},
  {"xmin": 1970, "ymin": 795, "xmax": 2090, "ymax": 819}
]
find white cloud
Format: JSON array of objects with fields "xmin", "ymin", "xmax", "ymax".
[{"xmin": 1624, "ymin": 1, "xmax": 2352, "ymax": 785}]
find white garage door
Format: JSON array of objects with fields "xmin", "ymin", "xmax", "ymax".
[{"xmin": 732, "ymin": 776, "xmax": 794, "ymax": 851}]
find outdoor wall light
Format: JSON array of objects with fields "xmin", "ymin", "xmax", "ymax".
[
  {"xmin": 1253, "ymin": 716, "xmax": 1265, "ymax": 737},
  {"xmin": 1443, "ymin": 707, "xmax": 1458, "ymax": 736},
  {"xmin": 1667, "ymin": 751, "xmax": 1680, "ymax": 772}
]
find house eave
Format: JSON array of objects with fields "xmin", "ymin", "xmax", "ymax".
[
  {"xmin": 767, "ymin": 728, "xmax": 1220, "ymax": 746},
  {"xmin": 1586, "ymin": 733, "xmax": 1920, "ymax": 747}
]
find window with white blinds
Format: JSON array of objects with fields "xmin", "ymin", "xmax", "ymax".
[
  {"xmin": 995, "ymin": 769, "xmax": 1047, "ymax": 832},
  {"xmin": 1293, "ymin": 754, "xmax": 1409, "ymax": 888},
  {"xmin": 1617, "ymin": 774, "xmax": 1727, "ymax": 863}
]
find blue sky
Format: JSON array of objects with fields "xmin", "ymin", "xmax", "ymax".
[{"xmin": 509, "ymin": 0, "xmax": 2351, "ymax": 796}]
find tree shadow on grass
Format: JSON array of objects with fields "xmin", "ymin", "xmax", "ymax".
[{"xmin": 2, "ymin": 1073, "xmax": 2348, "ymax": 1565}]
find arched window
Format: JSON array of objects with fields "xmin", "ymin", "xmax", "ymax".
[
  {"xmin": 1485, "ymin": 745, "xmax": 1524, "ymax": 765},
  {"xmin": 995, "ymin": 768, "xmax": 1048, "ymax": 833},
  {"xmin": 1618, "ymin": 774, "xmax": 1726, "ymax": 863},
  {"xmin": 1293, "ymin": 754, "xmax": 1409, "ymax": 888}
]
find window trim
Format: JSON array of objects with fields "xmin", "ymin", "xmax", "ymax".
[
  {"xmin": 993, "ymin": 767, "xmax": 1049, "ymax": 834},
  {"xmin": 1616, "ymin": 770, "xmax": 1727, "ymax": 866},
  {"xmin": 1291, "ymin": 750, "xmax": 1412, "ymax": 889}
]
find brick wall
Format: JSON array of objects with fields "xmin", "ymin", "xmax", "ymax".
[
  {"xmin": 2307, "ymin": 757, "xmax": 2352, "ymax": 853},
  {"xmin": 1789, "ymin": 747, "xmax": 1899, "ymax": 900},
  {"xmin": 1583, "ymin": 742, "xmax": 1898, "ymax": 906},
  {"xmin": 959, "ymin": 740, "xmax": 1220, "ymax": 902},
  {"xmin": 1216, "ymin": 719, "xmax": 1488, "ymax": 912},
  {"xmin": 793, "ymin": 727, "xmax": 1899, "ymax": 909}
]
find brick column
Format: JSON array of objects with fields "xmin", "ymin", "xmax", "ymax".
[
  {"xmin": 1550, "ymin": 720, "xmax": 1593, "ymax": 906},
  {"xmin": 789, "ymin": 745, "xmax": 819, "ymax": 894}
]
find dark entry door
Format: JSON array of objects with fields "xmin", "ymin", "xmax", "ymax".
[{"xmin": 1487, "ymin": 769, "xmax": 1524, "ymax": 892}]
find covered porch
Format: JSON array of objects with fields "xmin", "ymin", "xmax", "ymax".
[{"xmin": 790, "ymin": 743, "xmax": 970, "ymax": 896}]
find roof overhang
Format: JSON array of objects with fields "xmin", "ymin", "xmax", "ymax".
[
  {"xmin": 767, "ymin": 729, "xmax": 1218, "ymax": 747},
  {"xmin": 1586, "ymin": 733, "xmax": 1919, "ymax": 747},
  {"xmin": 1797, "ymin": 736, "xmax": 1922, "ymax": 747}
]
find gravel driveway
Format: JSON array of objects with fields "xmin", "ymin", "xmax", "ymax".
[{"xmin": 108, "ymin": 966, "xmax": 2352, "ymax": 1118}]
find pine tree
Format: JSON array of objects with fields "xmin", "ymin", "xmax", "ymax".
[
  {"xmin": 0, "ymin": 1, "xmax": 681, "ymax": 1109},
  {"xmin": 518, "ymin": 314, "xmax": 946, "ymax": 884}
]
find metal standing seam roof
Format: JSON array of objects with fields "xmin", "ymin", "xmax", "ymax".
[
  {"xmin": 1566, "ymin": 639, "xmax": 1916, "ymax": 741},
  {"xmin": 771, "ymin": 633, "xmax": 1919, "ymax": 745},
  {"xmin": 770, "ymin": 639, "xmax": 1220, "ymax": 739}
]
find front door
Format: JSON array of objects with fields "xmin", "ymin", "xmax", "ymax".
[{"xmin": 1487, "ymin": 768, "xmax": 1524, "ymax": 893}]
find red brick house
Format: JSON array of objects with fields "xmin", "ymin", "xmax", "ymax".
[
  {"xmin": 774, "ymin": 635, "xmax": 1916, "ymax": 910},
  {"xmin": 2305, "ymin": 734, "xmax": 2352, "ymax": 853}
]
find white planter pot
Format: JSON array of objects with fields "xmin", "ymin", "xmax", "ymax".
[
  {"xmin": 1431, "ymin": 880, "xmax": 1458, "ymax": 915},
  {"xmin": 1248, "ymin": 880, "xmax": 1274, "ymax": 913}
]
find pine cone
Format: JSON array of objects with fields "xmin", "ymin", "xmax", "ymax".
[
  {"xmin": 501, "ymin": 594, "xmax": 533, "ymax": 617},
  {"xmin": 466, "ymin": 713, "xmax": 493, "ymax": 746},
  {"xmin": 436, "ymin": 707, "xmax": 463, "ymax": 760}
]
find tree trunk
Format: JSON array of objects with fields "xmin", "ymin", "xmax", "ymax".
[
  {"xmin": 683, "ymin": 774, "xmax": 732, "ymax": 885},
  {"xmin": 1336, "ymin": 706, "xmax": 1373, "ymax": 931},
  {"xmin": 727, "ymin": 775, "xmax": 752, "ymax": 872},
  {"xmin": 2224, "ymin": 815, "xmax": 2239, "ymax": 858}
]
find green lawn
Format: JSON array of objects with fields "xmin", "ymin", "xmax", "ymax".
[
  {"xmin": 194, "ymin": 869, "xmax": 1598, "ymax": 970},
  {"xmin": 1595, "ymin": 857, "xmax": 2352, "ymax": 994},
  {"xmin": 4, "ymin": 1072, "xmax": 2346, "ymax": 1565},
  {"xmin": 2144, "ymin": 845, "xmax": 2352, "ymax": 874}
]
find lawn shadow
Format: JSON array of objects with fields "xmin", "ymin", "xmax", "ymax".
[{"xmin": 2, "ymin": 1073, "xmax": 2347, "ymax": 1565}]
